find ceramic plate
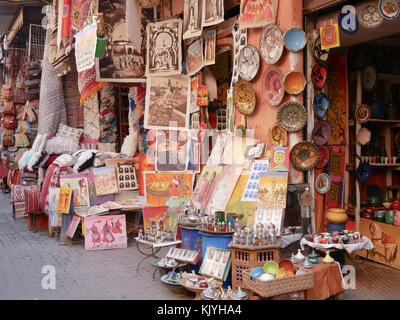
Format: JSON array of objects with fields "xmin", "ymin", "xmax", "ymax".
[
  {"xmin": 160, "ymin": 274, "xmax": 182, "ymax": 286},
  {"xmin": 277, "ymin": 102, "xmax": 307, "ymax": 133},
  {"xmin": 355, "ymin": 104, "xmax": 371, "ymax": 123},
  {"xmin": 263, "ymin": 66, "xmax": 284, "ymax": 106},
  {"xmin": 356, "ymin": 162, "xmax": 371, "ymax": 183},
  {"xmin": 315, "ymin": 145, "xmax": 330, "ymax": 169},
  {"xmin": 311, "ymin": 64, "xmax": 328, "ymax": 90},
  {"xmin": 278, "ymin": 259, "xmax": 294, "ymax": 272},
  {"xmin": 238, "ymin": 44, "xmax": 260, "ymax": 81},
  {"xmin": 233, "ymin": 80, "xmax": 256, "ymax": 115},
  {"xmin": 313, "ymin": 37, "xmax": 329, "ymax": 62},
  {"xmin": 379, "ymin": 0, "xmax": 400, "ymax": 19},
  {"xmin": 362, "ymin": 64, "xmax": 379, "ymax": 92},
  {"xmin": 313, "ymin": 92, "xmax": 330, "ymax": 118},
  {"xmin": 283, "ymin": 71, "xmax": 306, "ymax": 95},
  {"xmin": 260, "ymin": 24, "xmax": 284, "ymax": 65},
  {"xmin": 357, "ymin": 2, "xmax": 384, "ymax": 28},
  {"xmin": 290, "ymin": 142, "xmax": 320, "ymax": 171},
  {"xmin": 283, "ymin": 28, "xmax": 307, "ymax": 52},
  {"xmin": 312, "ymin": 120, "xmax": 331, "ymax": 146},
  {"xmin": 316, "ymin": 173, "xmax": 331, "ymax": 194},
  {"xmin": 271, "ymin": 123, "xmax": 288, "ymax": 147}
]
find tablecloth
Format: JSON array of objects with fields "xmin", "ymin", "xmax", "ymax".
[
  {"xmin": 281, "ymin": 233, "xmax": 303, "ymax": 248},
  {"xmin": 300, "ymin": 236, "xmax": 374, "ymax": 254}
]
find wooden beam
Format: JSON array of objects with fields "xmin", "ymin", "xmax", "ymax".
[{"xmin": 303, "ymin": 0, "xmax": 348, "ymax": 14}]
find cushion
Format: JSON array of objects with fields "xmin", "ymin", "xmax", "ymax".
[
  {"xmin": 18, "ymin": 150, "xmax": 33, "ymax": 170},
  {"xmin": 72, "ymin": 150, "xmax": 97, "ymax": 173},
  {"xmin": 24, "ymin": 189, "xmax": 41, "ymax": 214},
  {"xmin": 27, "ymin": 151, "xmax": 42, "ymax": 172},
  {"xmin": 45, "ymin": 136, "xmax": 80, "ymax": 154},
  {"xmin": 10, "ymin": 184, "xmax": 41, "ymax": 203},
  {"xmin": 53, "ymin": 154, "xmax": 77, "ymax": 167},
  {"xmin": 57, "ymin": 123, "xmax": 83, "ymax": 142},
  {"xmin": 98, "ymin": 142, "xmax": 117, "ymax": 153},
  {"xmin": 121, "ymin": 132, "xmax": 138, "ymax": 156}
]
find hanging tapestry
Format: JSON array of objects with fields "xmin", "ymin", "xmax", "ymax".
[
  {"xmin": 75, "ymin": 22, "xmax": 97, "ymax": 73},
  {"xmin": 239, "ymin": 0, "xmax": 278, "ymax": 29},
  {"xmin": 326, "ymin": 55, "xmax": 347, "ymax": 145},
  {"xmin": 129, "ymin": 84, "xmax": 149, "ymax": 155},
  {"xmin": 83, "ymin": 94, "xmax": 101, "ymax": 140},
  {"xmin": 325, "ymin": 145, "xmax": 345, "ymax": 209},
  {"xmin": 63, "ymin": 58, "xmax": 84, "ymax": 128},
  {"xmin": 99, "ymin": 84, "xmax": 117, "ymax": 143}
]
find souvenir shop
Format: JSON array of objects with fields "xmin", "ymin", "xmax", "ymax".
[{"xmin": 2, "ymin": 0, "xmax": 399, "ymax": 300}]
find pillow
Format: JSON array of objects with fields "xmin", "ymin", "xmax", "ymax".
[
  {"xmin": 18, "ymin": 150, "xmax": 33, "ymax": 170},
  {"xmin": 24, "ymin": 189, "xmax": 41, "ymax": 214},
  {"xmin": 121, "ymin": 132, "xmax": 137, "ymax": 156},
  {"xmin": 53, "ymin": 154, "xmax": 77, "ymax": 167},
  {"xmin": 57, "ymin": 123, "xmax": 83, "ymax": 142},
  {"xmin": 98, "ymin": 142, "xmax": 117, "ymax": 153},
  {"xmin": 37, "ymin": 134, "xmax": 48, "ymax": 153},
  {"xmin": 27, "ymin": 151, "xmax": 42, "ymax": 171},
  {"xmin": 10, "ymin": 184, "xmax": 41, "ymax": 203},
  {"xmin": 31, "ymin": 133, "xmax": 42, "ymax": 152},
  {"xmin": 45, "ymin": 136, "xmax": 80, "ymax": 154},
  {"xmin": 73, "ymin": 150, "xmax": 97, "ymax": 173}
]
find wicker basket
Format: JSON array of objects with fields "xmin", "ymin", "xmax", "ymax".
[{"xmin": 242, "ymin": 267, "xmax": 314, "ymax": 298}]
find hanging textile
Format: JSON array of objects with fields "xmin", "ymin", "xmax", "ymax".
[
  {"xmin": 99, "ymin": 84, "xmax": 117, "ymax": 143},
  {"xmin": 49, "ymin": 25, "xmax": 72, "ymax": 77},
  {"xmin": 83, "ymin": 94, "xmax": 101, "ymax": 140},
  {"xmin": 38, "ymin": 26, "xmax": 67, "ymax": 137},
  {"xmin": 63, "ymin": 58, "xmax": 84, "ymax": 128},
  {"xmin": 129, "ymin": 84, "xmax": 148, "ymax": 155}
]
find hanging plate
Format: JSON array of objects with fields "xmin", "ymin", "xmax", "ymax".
[
  {"xmin": 357, "ymin": 2, "xmax": 384, "ymax": 28},
  {"xmin": 233, "ymin": 80, "xmax": 256, "ymax": 115},
  {"xmin": 355, "ymin": 104, "xmax": 371, "ymax": 123},
  {"xmin": 238, "ymin": 44, "xmax": 260, "ymax": 81},
  {"xmin": 379, "ymin": 0, "xmax": 400, "ymax": 19},
  {"xmin": 316, "ymin": 173, "xmax": 331, "ymax": 194},
  {"xmin": 260, "ymin": 24, "xmax": 284, "ymax": 65},
  {"xmin": 315, "ymin": 145, "xmax": 330, "ymax": 169},
  {"xmin": 313, "ymin": 37, "xmax": 329, "ymax": 62},
  {"xmin": 362, "ymin": 64, "xmax": 379, "ymax": 92},
  {"xmin": 312, "ymin": 120, "xmax": 331, "ymax": 146},
  {"xmin": 271, "ymin": 123, "xmax": 288, "ymax": 147},
  {"xmin": 283, "ymin": 71, "xmax": 306, "ymax": 95},
  {"xmin": 313, "ymin": 93, "xmax": 330, "ymax": 118},
  {"xmin": 311, "ymin": 64, "xmax": 328, "ymax": 90},
  {"xmin": 289, "ymin": 142, "xmax": 320, "ymax": 171},
  {"xmin": 263, "ymin": 66, "xmax": 285, "ymax": 106},
  {"xmin": 283, "ymin": 28, "xmax": 307, "ymax": 52},
  {"xmin": 277, "ymin": 102, "xmax": 307, "ymax": 133}
]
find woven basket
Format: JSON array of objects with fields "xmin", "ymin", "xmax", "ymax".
[{"xmin": 242, "ymin": 267, "xmax": 314, "ymax": 298}]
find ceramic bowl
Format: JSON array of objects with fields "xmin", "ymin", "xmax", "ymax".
[
  {"xmin": 278, "ymin": 259, "xmax": 294, "ymax": 272},
  {"xmin": 289, "ymin": 142, "xmax": 320, "ymax": 171},
  {"xmin": 356, "ymin": 127, "xmax": 371, "ymax": 145},
  {"xmin": 263, "ymin": 66, "xmax": 284, "ymax": 106},
  {"xmin": 315, "ymin": 145, "xmax": 330, "ymax": 169},
  {"xmin": 312, "ymin": 120, "xmax": 331, "ymax": 146},
  {"xmin": 283, "ymin": 71, "xmax": 306, "ymax": 95},
  {"xmin": 313, "ymin": 93, "xmax": 330, "ymax": 119},
  {"xmin": 259, "ymin": 273, "xmax": 275, "ymax": 281},
  {"xmin": 263, "ymin": 261, "xmax": 279, "ymax": 275},
  {"xmin": 311, "ymin": 63, "xmax": 328, "ymax": 89},
  {"xmin": 327, "ymin": 211, "xmax": 348, "ymax": 223},
  {"xmin": 283, "ymin": 28, "xmax": 307, "ymax": 52},
  {"xmin": 249, "ymin": 267, "xmax": 264, "ymax": 279},
  {"xmin": 276, "ymin": 268, "xmax": 286, "ymax": 279},
  {"xmin": 260, "ymin": 24, "xmax": 284, "ymax": 65}
]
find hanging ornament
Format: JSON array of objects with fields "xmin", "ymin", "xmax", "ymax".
[{"xmin": 339, "ymin": 5, "xmax": 359, "ymax": 34}]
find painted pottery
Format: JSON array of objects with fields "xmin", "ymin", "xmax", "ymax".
[
  {"xmin": 263, "ymin": 260, "xmax": 279, "ymax": 275},
  {"xmin": 311, "ymin": 63, "xmax": 328, "ymax": 89},
  {"xmin": 362, "ymin": 64, "xmax": 379, "ymax": 92},
  {"xmin": 379, "ymin": 0, "xmax": 400, "ymax": 19},
  {"xmin": 277, "ymin": 102, "xmax": 307, "ymax": 133},
  {"xmin": 312, "ymin": 120, "xmax": 331, "ymax": 145},
  {"xmin": 283, "ymin": 71, "xmax": 306, "ymax": 95},
  {"xmin": 263, "ymin": 66, "xmax": 284, "ymax": 106},
  {"xmin": 357, "ymin": 2, "xmax": 384, "ymax": 28},
  {"xmin": 316, "ymin": 173, "xmax": 331, "ymax": 194},
  {"xmin": 238, "ymin": 44, "xmax": 260, "ymax": 81},
  {"xmin": 394, "ymin": 211, "xmax": 400, "ymax": 226},
  {"xmin": 260, "ymin": 24, "xmax": 284, "ymax": 65},
  {"xmin": 283, "ymin": 27, "xmax": 307, "ymax": 52},
  {"xmin": 327, "ymin": 208, "xmax": 348, "ymax": 223},
  {"xmin": 385, "ymin": 210, "xmax": 395, "ymax": 225},
  {"xmin": 315, "ymin": 145, "xmax": 330, "ymax": 169},
  {"xmin": 233, "ymin": 80, "xmax": 256, "ymax": 115},
  {"xmin": 290, "ymin": 142, "xmax": 320, "ymax": 171},
  {"xmin": 322, "ymin": 252, "xmax": 334, "ymax": 264},
  {"xmin": 313, "ymin": 92, "xmax": 330, "ymax": 118},
  {"xmin": 355, "ymin": 104, "xmax": 371, "ymax": 123},
  {"xmin": 313, "ymin": 36, "xmax": 329, "ymax": 62}
]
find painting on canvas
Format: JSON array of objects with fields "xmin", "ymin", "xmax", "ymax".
[
  {"xmin": 105, "ymin": 158, "xmax": 138, "ymax": 191},
  {"xmin": 48, "ymin": 188, "xmax": 62, "ymax": 227},
  {"xmin": 146, "ymin": 18, "xmax": 182, "ymax": 76},
  {"xmin": 84, "ymin": 215, "xmax": 127, "ymax": 250},
  {"xmin": 239, "ymin": 0, "xmax": 278, "ymax": 29},
  {"xmin": 56, "ymin": 187, "xmax": 72, "ymax": 214},
  {"xmin": 186, "ymin": 37, "xmax": 204, "ymax": 76},
  {"xmin": 144, "ymin": 75, "xmax": 190, "ymax": 130},
  {"xmin": 60, "ymin": 173, "xmax": 91, "ymax": 208},
  {"xmin": 156, "ymin": 130, "xmax": 190, "ymax": 172},
  {"xmin": 142, "ymin": 206, "xmax": 169, "ymax": 233},
  {"xmin": 65, "ymin": 215, "xmax": 81, "ymax": 238},
  {"xmin": 190, "ymin": 76, "xmax": 199, "ymax": 113},
  {"xmin": 93, "ymin": 166, "xmax": 118, "ymax": 196},
  {"xmin": 204, "ymin": 29, "xmax": 216, "ymax": 65},
  {"xmin": 183, "ymin": 0, "xmax": 203, "ymax": 40},
  {"xmin": 202, "ymin": 0, "xmax": 224, "ymax": 27},
  {"xmin": 257, "ymin": 172, "xmax": 288, "ymax": 209},
  {"xmin": 87, "ymin": 171, "xmax": 115, "ymax": 205},
  {"xmin": 144, "ymin": 172, "xmax": 194, "ymax": 206}
]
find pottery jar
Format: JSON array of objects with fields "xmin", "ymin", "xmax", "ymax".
[{"xmin": 385, "ymin": 211, "xmax": 395, "ymax": 225}]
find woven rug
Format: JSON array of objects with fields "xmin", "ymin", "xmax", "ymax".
[
  {"xmin": 83, "ymin": 94, "xmax": 101, "ymax": 140},
  {"xmin": 129, "ymin": 84, "xmax": 148, "ymax": 154},
  {"xmin": 38, "ymin": 27, "xmax": 67, "ymax": 137},
  {"xmin": 99, "ymin": 84, "xmax": 117, "ymax": 143}
]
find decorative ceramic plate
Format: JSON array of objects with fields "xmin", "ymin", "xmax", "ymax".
[
  {"xmin": 263, "ymin": 66, "xmax": 284, "ymax": 106},
  {"xmin": 313, "ymin": 93, "xmax": 330, "ymax": 118},
  {"xmin": 379, "ymin": 0, "xmax": 400, "ymax": 19},
  {"xmin": 283, "ymin": 28, "xmax": 307, "ymax": 52},
  {"xmin": 355, "ymin": 104, "xmax": 371, "ymax": 123},
  {"xmin": 283, "ymin": 71, "xmax": 306, "ymax": 95},
  {"xmin": 233, "ymin": 80, "xmax": 256, "ymax": 115},
  {"xmin": 260, "ymin": 24, "xmax": 284, "ymax": 65},
  {"xmin": 271, "ymin": 123, "xmax": 288, "ymax": 147},
  {"xmin": 277, "ymin": 102, "xmax": 307, "ymax": 133},
  {"xmin": 362, "ymin": 64, "xmax": 379, "ymax": 92},
  {"xmin": 356, "ymin": 162, "xmax": 372, "ymax": 183},
  {"xmin": 357, "ymin": 2, "xmax": 384, "ymax": 28},
  {"xmin": 316, "ymin": 173, "xmax": 331, "ymax": 194},
  {"xmin": 313, "ymin": 37, "xmax": 329, "ymax": 62},
  {"xmin": 278, "ymin": 259, "xmax": 294, "ymax": 272},
  {"xmin": 312, "ymin": 120, "xmax": 331, "ymax": 146},
  {"xmin": 311, "ymin": 64, "xmax": 328, "ymax": 90},
  {"xmin": 238, "ymin": 44, "xmax": 260, "ymax": 81},
  {"xmin": 356, "ymin": 127, "xmax": 371, "ymax": 145},
  {"xmin": 315, "ymin": 145, "xmax": 330, "ymax": 169},
  {"xmin": 290, "ymin": 142, "xmax": 320, "ymax": 171},
  {"xmin": 160, "ymin": 274, "xmax": 182, "ymax": 286}
]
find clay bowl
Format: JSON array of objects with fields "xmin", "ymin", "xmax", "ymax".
[{"xmin": 283, "ymin": 71, "xmax": 306, "ymax": 95}]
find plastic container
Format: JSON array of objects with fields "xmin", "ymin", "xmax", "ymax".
[{"xmin": 327, "ymin": 222, "xmax": 346, "ymax": 233}]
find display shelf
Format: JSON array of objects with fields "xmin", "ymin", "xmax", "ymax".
[
  {"xmin": 346, "ymin": 163, "xmax": 400, "ymax": 171},
  {"xmin": 379, "ymin": 73, "xmax": 400, "ymax": 84},
  {"xmin": 349, "ymin": 119, "xmax": 400, "ymax": 127}
]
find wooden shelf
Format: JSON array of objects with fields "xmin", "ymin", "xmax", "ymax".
[
  {"xmin": 346, "ymin": 163, "xmax": 400, "ymax": 171},
  {"xmin": 349, "ymin": 118, "xmax": 400, "ymax": 127},
  {"xmin": 379, "ymin": 73, "xmax": 400, "ymax": 84}
]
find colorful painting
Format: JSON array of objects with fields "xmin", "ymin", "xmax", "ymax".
[
  {"xmin": 257, "ymin": 172, "xmax": 288, "ymax": 209},
  {"xmin": 204, "ymin": 29, "xmax": 216, "ymax": 66},
  {"xmin": 56, "ymin": 187, "xmax": 72, "ymax": 214},
  {"xmin": 186, "ymin": 37, "xmax": 204, "ymax": 76},
  {"xmin": 241, "ymin": 160, "xmax": 269, "ymax": 202},
  {"xmin": 87, "ymin": 171, "xmax": 114, "ymax": 206},
  {"xmin": 65, "ymin": 215, "xmax": 81, "ymax": 238},
  {"xmin": 142, "ymin": 206, "xmax": 169, "ymax": 232},
  {"xmin": 93, "ymin": 166, "xmax": 118, "ymax": 196},
  {"xmin": 48, "ymin": 188, "xmax": 62, "ymax": 227},
  {"xmin": 190, "ymin": 76, "xmax": 199, "ymax": 113},
  {"xmin": 75, "ymin": 22, "xmax": 97, "ymax": 73},
  {"xmin": 144, "ymin": 172, "xmax": 194, "ymax": 206},
  {"xmin": 270, "ymin": 147, "xmax": 290, "ymax": 172},
  {"xmin": 183, "ymin": 0, "xmax": 203, "ymax": 40},
  {"xmin": 84, "ymin": 215, "xmax": 128, "ymax": 251},
  {"xmin": 327, "ymin": 55, "xmax": 347, "ymax": 145},
  {"xmin": 319, "ymin": 18, "xmax": 341, "ymax": 50},
  {"xmin": 197, "ymin": 85, "xmax": 208, "ymax": 106},
  {"xmin": 156, "ymin": 130, "xmax": 190, "ymax": 172},
  {"xmin": 199, "ymin": 246, "xmax": 231, "ymax": 281},
  {"xmin": 60, "ymin": 173, "xmax": 91, "ymax": 208},
  {"xmin": 105, "ymin": 158, "xmax": 138, "ymax": 191},
  {"xmin": 239, "ymin": 0, "xmax": 278, "ymax": 29},
  {"xmin": 190, "ymin": 166, "xmax": 223, "ymax": 212}
]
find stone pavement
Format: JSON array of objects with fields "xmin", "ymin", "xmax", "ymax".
[{"xmin": 0, "ymin": 193, "xmax": 190, "ymax": 300}]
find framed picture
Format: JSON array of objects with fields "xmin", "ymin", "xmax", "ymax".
[
  {"xmin": 48, "ymin": 188, "xmax": 62, "ymax": 227},
  {"xmin": 96, "ymin": 0, "xmax": 148, "ymax": 82},
  {"xmin": 105, "ymin": 158, "xmax": 138, "ymax": 191},
  {"xmin": 239, "ymin": 0, "xmax": 278, "ymax": 29},
  {"xmin": 183, "ymin": 0, "xmax": 203, "ymax": 40},
  {"xmin": 156, "ymin": 130, "xmax": 190, "ymax": 172},
  {"xmin": 146, "ymin": 18, "xmax": 183, "ymax": 76},
  {"xmin": 56, "ymin": 187, "xmax": 73, "ymax": 214},
  {"xmin": 143, "ymin": 206, "xmax": 169, "ymax": 232},
  {"xmin": 93, "ymin": 166, "xmax": 118, "ymax": 196},
  {"xmin": 204, "ymin": 29, "xmax": 216, "ymax": 66},
  {"xmin": 84, "ymin": 215, "xmax": 127, "ymax": 250},
  {"xmin": 257, "ymin": 172, "xmax": 288, "ymax": 209},
  {"xmin": 190, "ymin": 76, "xmax": 199, "ymax": 113},
  {"xmin": 166, "ymin": 247, "xmax": 201, "ymax": 265},
  {"xmin": 199, "ymin": 246, "xmax": 231, "ymax": 281},
  {"xmin": 197, "ymin": 85, "xmax": 208, "ymax": 106},
  {"xmin": 65, "ymin": 215, "xmax": 81, "ymax": 238},
  {"xmin": 60, "ymin": 173, "xmax": 91, "ymax": 208},
  {"xmin": 186, "ymin": 37, "xmax": 204, "ymax": 76},
  {"xmin": 245, "ymin": 143, "xmax": 266, "ymax": 159},
  {"xmin": 87, "ymin": 170, "xmax": 115, "ymax": 206},
  {"xmin": 144, "ymin": 75, "xmax": 191, "ymax": 130},
  {"xmin": 202, "ymin": 0, "xmax": 224, "ymax": 27}
]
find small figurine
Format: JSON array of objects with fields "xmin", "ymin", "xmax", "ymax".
[{"xmin": 138, "ymin": 229, "xmax": 143, "ymax": 240}]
